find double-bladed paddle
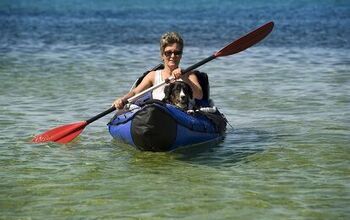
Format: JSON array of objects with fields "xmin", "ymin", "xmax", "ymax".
[{"xmin": 32, "ymin": 21, "xmax": 274, "ymax": 144}]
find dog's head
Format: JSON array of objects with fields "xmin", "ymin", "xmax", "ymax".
[{"xmin": 163, "ymin": 81, "xmax": 193, "ymax": 110}]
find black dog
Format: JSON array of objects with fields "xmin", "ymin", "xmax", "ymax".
[{"xmin": 163, "ymin": 81, "xmax": 194, "ymax": 110}]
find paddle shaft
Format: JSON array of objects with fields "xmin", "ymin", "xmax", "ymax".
[
  {"xmin": 32, "ymin": 21, "xmax": 274, "ymax": 144},
  {"xmin": 183, "ymin": 55, "xmax": 216, "ymax": 73},
  {"xmin": 86, "ymin": 106, "xmax": 116, "ymax": 124}
]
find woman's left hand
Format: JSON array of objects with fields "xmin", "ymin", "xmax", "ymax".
[{"xmin": 172, "ymin": 68, "xmax": 183, "ymax": 80}]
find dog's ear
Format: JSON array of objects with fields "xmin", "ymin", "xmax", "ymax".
[{"xmin": 162, "ymin": 83, "xmax": 174, "ymax": 102}]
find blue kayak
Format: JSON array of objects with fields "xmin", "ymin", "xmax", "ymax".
[{"xmin": 108, "ymin": 100, "xmax": 227, "ymax": 152}]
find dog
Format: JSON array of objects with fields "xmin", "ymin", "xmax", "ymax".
[{"xmin": 162, "ymin": 81, "xmax": 194, "ymax": 111}]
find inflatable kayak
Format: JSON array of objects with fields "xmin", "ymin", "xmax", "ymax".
[
  {"xmin": 108, "ymin": 100, "xmax": 227, "ymax": 151},
  {"xmin": 108, "ymin": 65, "xmax": 227, "ymax": 151}
]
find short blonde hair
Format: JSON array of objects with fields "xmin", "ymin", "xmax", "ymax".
[{"xmin": 160, "ymin": 32, "xmax": 184, "ymax": 55}]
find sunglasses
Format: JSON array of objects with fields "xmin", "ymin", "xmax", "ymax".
[{"xmin": 163, "ymin": 50, "xmax": 183, "ymax": 57}]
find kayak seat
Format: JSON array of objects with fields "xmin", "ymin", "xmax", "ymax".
[
  {"xmin": 133, "ymin": 64, "xmax": 164, "ymax": 88},
  {"xmin": 193, "ymin": 70, "xmax": 209, "ymax": 101},
  {"xmin": 193, "ymin": 70, "xmax": 212, "ymax": 107}
]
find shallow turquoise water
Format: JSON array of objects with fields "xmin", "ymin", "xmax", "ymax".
[
  {"xmin": 1, "ymin": 45, "xmax": 349, "ymax": 219},
  {"xmin": 1, "ymin": 0, "xmax": 350, "ymax": 219}
]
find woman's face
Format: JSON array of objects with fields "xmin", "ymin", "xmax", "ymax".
[{"xmin": 162, "ymin": 43, "xmax": 182, "ymax": 70}]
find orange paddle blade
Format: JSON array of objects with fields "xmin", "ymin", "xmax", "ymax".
[
  {"xmin": 32, "ymin": 121, "xmax": 87, "ymax": 144},
  {"xmin": 215, "ymin": 21, "xmax": 274, "ymax": 57}
]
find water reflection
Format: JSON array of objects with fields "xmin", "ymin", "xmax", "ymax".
[{"xmin": 174, "ymin": 128, "xmax": 274, "ymax": 167}]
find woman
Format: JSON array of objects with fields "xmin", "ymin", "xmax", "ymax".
[{"xmin": 113, "ymin": 32, "xmax": 203, "ymax": 109}]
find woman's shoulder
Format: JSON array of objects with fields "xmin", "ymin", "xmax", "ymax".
[
  {"xmin": 187, "ymin": 70, "xmax": 200, "ymax": 79},
  {"xmin": 142, "ymin": 70, "xmax": 158, "ymax": 84},
  {"xmin": 144, "ymin": 70, "xmax": 156, "ymax": 78}
]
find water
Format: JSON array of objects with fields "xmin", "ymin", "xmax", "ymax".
[{"xmin": 1, "ymin": 0, "xmax": 349, "ymax": 219}]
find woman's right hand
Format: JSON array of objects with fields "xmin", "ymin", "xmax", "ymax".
[
  {"xmin": 112, "ymin": 98, "xmax": 126, "ymax": 109},
  {"xmin": 172, "ymin": 67, "xmax": 182, "ymax": 80}
]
